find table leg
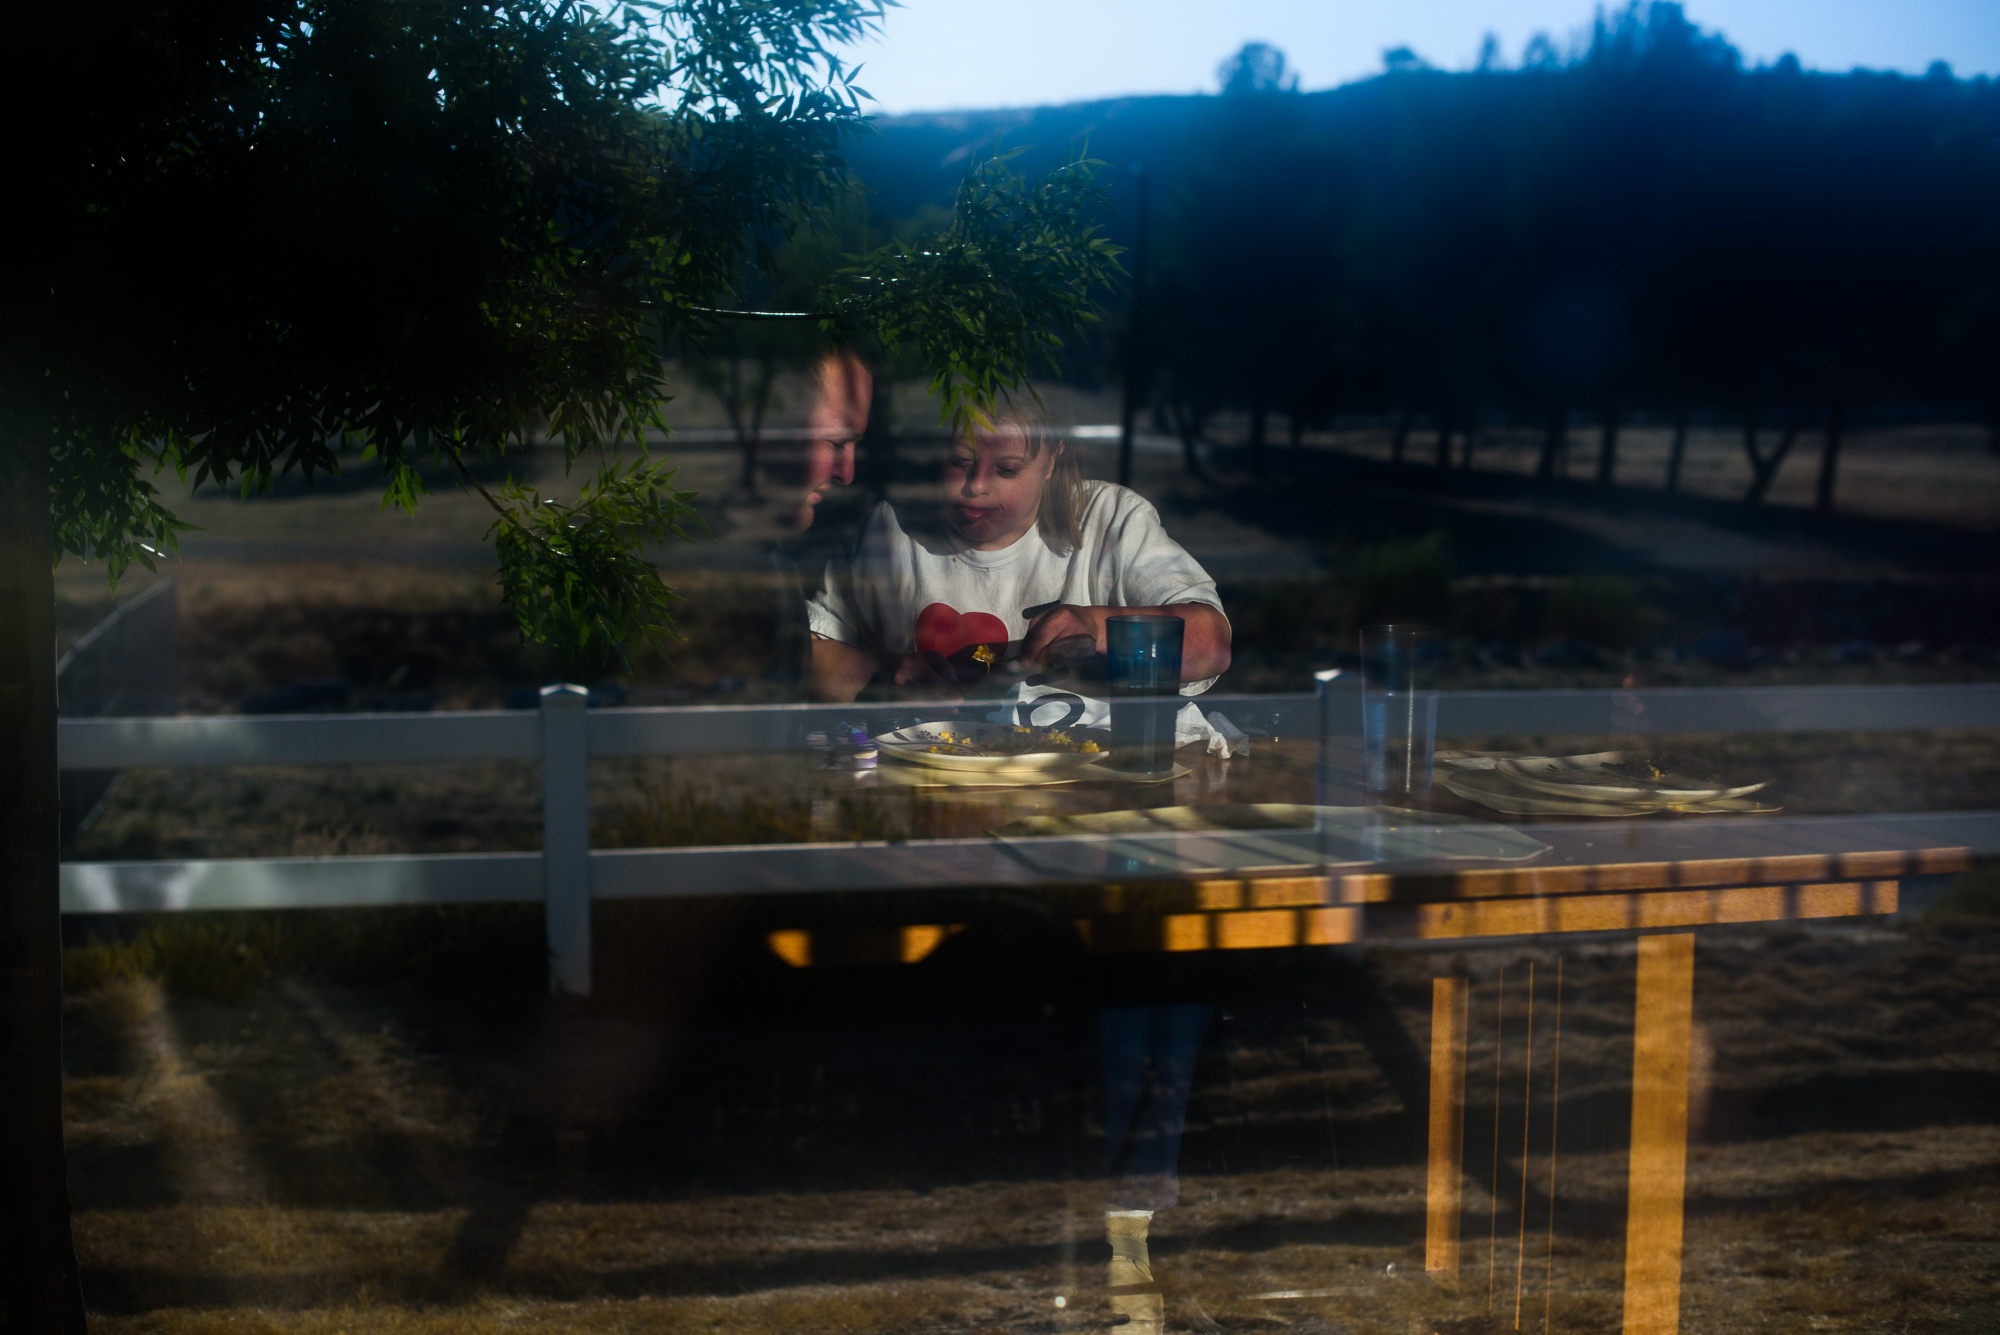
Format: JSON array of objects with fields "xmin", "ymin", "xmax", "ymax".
[
  {"xmin": 1622, "ymin": 932, "xmax": 1695, "ymax": 1335},
  {"xmin": 1425, "ymin": 976, "xmax": 1469, "ymax": 1284}
]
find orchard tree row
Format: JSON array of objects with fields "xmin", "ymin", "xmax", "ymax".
[{"xmin": 853, "ymin": 3, "xmax": 2000, "ymax": 501}]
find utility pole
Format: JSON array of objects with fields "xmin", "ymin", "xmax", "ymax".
[{"xmin": 1117, "ymin": 164, "xmax": 1152, "ymax": 489}]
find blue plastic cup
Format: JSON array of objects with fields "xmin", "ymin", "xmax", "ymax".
[{"xmin": 1107, "ymin": 615, "xmax": 1184, "ymax": 775}]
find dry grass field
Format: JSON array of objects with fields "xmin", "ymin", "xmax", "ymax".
[{"xmin": 60, "ymin": 915, "xmax": 2000, "ymax": 1334}]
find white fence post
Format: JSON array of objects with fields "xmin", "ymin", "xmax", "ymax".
[{"xmin": 539, "ymin": 684, "xmax": 592, "ymax": 996}]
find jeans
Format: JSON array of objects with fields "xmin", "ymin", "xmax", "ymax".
[{"xmin": 1100, "ymin": 1003, "xmax": 1212, "ymax": 1210}]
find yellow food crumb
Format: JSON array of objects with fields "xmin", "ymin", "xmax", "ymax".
[
  {"xmin": 916, "ymin": 724, "xmax": 1102, "ymax": 756},
  {"xmin": 972, "ymin": 644, "xmax": 997, "ymax": 666}
]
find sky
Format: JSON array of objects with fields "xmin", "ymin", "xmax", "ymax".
[{"xmin": 833, "ymin": 0, "xmax": 1998, "ymax": 114}]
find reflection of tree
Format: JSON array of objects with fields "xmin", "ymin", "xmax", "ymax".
[
  {"xmin": 684, "ymin": 229, "xmax": 845, "ymax": 497},
  {"xmin": 1150, "ymin": 44, "xmax": 1354, "ymax": 482},
  {"xmin": 688, "ymin": 322, "xmax": 788, "ymax": 497}
]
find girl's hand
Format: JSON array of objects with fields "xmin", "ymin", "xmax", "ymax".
[
  {"xmin": 1018, "ymin": 603, "xmax": 1232, "ymax": 683},
  {"xmin": 1020, "ymin": 604, "xmax": 1102, "ymax": 667}
]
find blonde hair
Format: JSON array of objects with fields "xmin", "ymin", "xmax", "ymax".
[{"xmin": 959, "ymin": 407, "xmax": 1088, "ymax": 556}]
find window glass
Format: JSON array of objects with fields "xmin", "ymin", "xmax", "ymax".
[{"xmin": 47, "ymin": 9, "xmax": 1999, "ymax": 1334}]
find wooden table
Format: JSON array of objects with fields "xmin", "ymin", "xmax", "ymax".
[
  {"xmin": 751, "ymin": 733, "xmax": 1988, "ymax": 1334},
  {"xmin": 1060, "ymin": 792, "xmax": 1970, "ymax": 1335},
  {"xmin": 833, "ymin": 740, "xmax": 1982, "ymax": 1335},
  {"xmin": 1067, "ymin": 817, "xmax": 1965, "ymax": 1335}
]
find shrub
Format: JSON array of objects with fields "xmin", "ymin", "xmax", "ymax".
[
  {"xmin": 1224, "ymin": 579, "xmax": 1343, "ymax": 661},
  {"xmin": 144, "ymin": 919, "xmax": 270, "ymax": 1005},
  {"xmin": 1929, "ymin": 864, "xmax": 2000, "ymax": 918},
  {"xmin": 63, "ymin": 918, "xmax": 267, "ymax": 1005},
  {"xmin": 1549, "ymin": 572, "xmax": 1663, "ymax": 650},
  {"xmin": 66, "ymin": 907, "xmax": 547, "ymax": 1001},
  {"xmin": 1341, "ymin": 531, "xmax": 1454, "ymax": 635},
  {"xmin": 266, "ymin": 905, "xmax": 545, "ymax": 991},
  {"xmin": 62, "ymin": 937, "xmax": 156, "ymax": 995}
]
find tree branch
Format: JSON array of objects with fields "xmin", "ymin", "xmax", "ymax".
[{"xmin": 439, "ymin": 439, "xmax": 516, "ymax": 521}]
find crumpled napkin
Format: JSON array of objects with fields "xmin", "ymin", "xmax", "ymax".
[{"xmin": 1175, "ymin": 704, "xmax": 1250, "ymax": 758}]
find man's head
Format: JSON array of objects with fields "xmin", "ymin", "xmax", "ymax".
[{"xmin": 767, "ymin": 347, "xmax": 869, "ymax": 532}]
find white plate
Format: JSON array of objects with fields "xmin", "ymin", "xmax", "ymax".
[
  {"xmin": 1498, "ymin": 751, "xmax": 1768, "ymax": 803},
  {"xmin": 1443, "ymin": 766, "xmax": 1780, "ymax": 817},
  {"xmin": 877, "ymin": 760, "xmax": 1187, "ymax": 788},
  {"xmin": 873, "ymin": 721, "xmax": 1109, "ymax": 773},
  {"xmin": 991, "ymin": 805, "xmax": 1552, "ymax": 877}
]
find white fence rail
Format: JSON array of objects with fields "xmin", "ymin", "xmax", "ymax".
[
  {"xmin": 59, "ymin": 680, "xmax": 2000, "ymax": 995},
  {"xmin": 58, "ymin": 682, "xmax": 2000, "ymax": 771}
]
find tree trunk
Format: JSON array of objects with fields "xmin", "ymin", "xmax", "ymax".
[
  {"xmin": 738, "ymin": 358, "xmax": 776, "ymax": 496},
  {"xmin": 1815, "ymin": 401, "xmax": 1844, "ymax": 513},
  {"xmin": 1390, "ymin": 407, "xmax": 1411, "ymax": 466},
  {"xmin": 725, "ymin": 353, "xmax": 754, "ymax": 492},
  {"xmin": 1434, "ymin": 417, "xmax": 1452, "ymax": 470},
  {"xmin": 1743, "ymin": 404, "xmax": 1811, "ymax": 505},
  {"xmin": 1249, "ymin": 400, "xmax": 1268, "ymax": 480},
  {"xmin": 1739, "ymin": 404, "xmax": 1761, "ymax": 498},
  {"xmin": 1596, "ymin": 409, "xmax": 1619, "ymax": 486},
  {"xmin": 1664, "ymin": 404, "xmax": 1689, "ymax": 493},
  {"xmin": 1459, "ymin": 418, "xmax": 1478, "ymax": 471},
  {"xmin": 0, "ymin": 433, "xmax": 90, "ymax": 1333},
  {"xmin": 1171, "ymin": 400, "xmax": 1211, "ymax": 483},
  {"xmin": 1535, "ymin": 406, "xmax": 1567, "ymax": 478},
  {"xmin": 752, "ymin": 359, "xmax": 780, "ymax": 495},
  {"xmin": 1288, "ymin": 413, "xmax": 1303, "ymax": 458}
]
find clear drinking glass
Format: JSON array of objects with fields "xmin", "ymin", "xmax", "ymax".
[
  {"xmin": 1106, "ymin": 614, "xmax": 1185, "ymax": 776},
  {"xmin": 1360, "ymin": 624, "xmax": 1438, "ymax": 800}
]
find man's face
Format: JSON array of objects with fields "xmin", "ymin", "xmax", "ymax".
[{"xmin": 768, "ymin": 349, "xmax": 868, "ymax": 531}]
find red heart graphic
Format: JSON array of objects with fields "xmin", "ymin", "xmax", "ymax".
[{"xmin": 914, "ymin": 603, "xmax": 1009, "ymax": 655}]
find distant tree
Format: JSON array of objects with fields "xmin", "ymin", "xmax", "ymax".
[
  {"xmin": 847, "ymin": 1, "xmax": 2000, "ymax": 493},
  {"xmin": 1131, "ymin": 1, "xmax": 1999, "ymax": 499},
  {"xmin": 683, "ymin": 226, "xmax": 850, "ymax": 496},
  {"xmin": 1151, "ymin": 42, "xmax": 1348, "ymax": 480},
  {"xmin": 1381, "ymin": 46, "xmax": 1432, "ymax": 76},
  {"xmin": 1224, "ymin": 41, "xmax": 1300, "ymax": 94}
]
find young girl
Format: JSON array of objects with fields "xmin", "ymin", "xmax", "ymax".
[{"xmin": 806, "ymin": 414, "xmax": 1230, "ymax": 702}]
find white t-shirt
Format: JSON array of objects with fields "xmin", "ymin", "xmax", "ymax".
[{"xmin": 807, "ymin": 480, "xmax": 1227, "ymax": 695}]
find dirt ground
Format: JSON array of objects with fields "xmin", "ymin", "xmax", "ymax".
[{"xmin": 60, "ymin": 917, "xmax": 2000, "ymax": 1333}]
